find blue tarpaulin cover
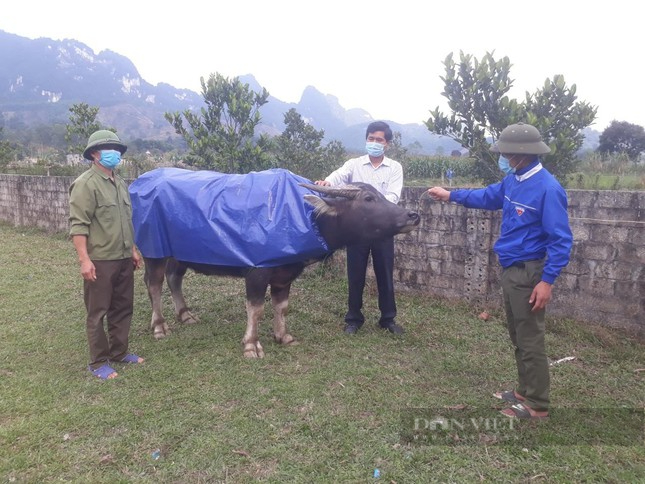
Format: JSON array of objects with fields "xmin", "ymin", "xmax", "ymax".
[{"xmin": 129, "ymin": 167, "xmax": 330, "ymax": 267}]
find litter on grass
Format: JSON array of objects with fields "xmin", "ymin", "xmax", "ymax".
[{"xmin": 550, "ymin": 356, "xmax": 576, "ymax": 366}]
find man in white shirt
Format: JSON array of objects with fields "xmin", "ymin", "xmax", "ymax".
[{"xmin": 315, "ymin": 121, "xmax": 405, "ymax": 334}]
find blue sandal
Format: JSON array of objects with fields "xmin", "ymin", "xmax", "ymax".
[
  {"xmin": 116, "ymin": 353, "xmax": 144, "ymax": 364},
  {"xmin": 89, "ymin": 364, "xmax": 118, "ymax": 380}
]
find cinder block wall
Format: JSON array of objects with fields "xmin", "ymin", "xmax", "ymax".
[
  {"xmin": 0, "ymin": 175, "xmax": 75, "ymax": 233},
  {"xmin": 397, "ymin": 188, "xmax": 643, "ymax": 331},
  {"xmin": 0, "ymin": 175, "xmax": 642, "ymax": 331}
]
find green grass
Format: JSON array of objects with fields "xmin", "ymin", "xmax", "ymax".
[
  {"xmin": 565, "ymin": 172, "xmax": 645, "ymax": 190},
  {"xmin": 1, "ymin": 222, "xmax": 643, "ymax": 482}
]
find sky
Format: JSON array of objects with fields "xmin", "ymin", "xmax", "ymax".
[{"xmin": 2, "ymin": 0, "xmax": 643, "ymax": 132}]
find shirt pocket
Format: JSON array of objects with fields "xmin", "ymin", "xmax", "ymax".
[
  {"xmin": 122, "ymin": 193, "xmax": 132, "ymax": 220},
  {"xmin": 96, "ymin": 193, "xmax": 118, "ymax": 223}
]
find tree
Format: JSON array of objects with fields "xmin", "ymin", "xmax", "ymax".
[
  {"xmin": 165, "ymin": 73, "xmax": 271, "ymax": 173},
  {"xmin": 597, "ymin": 121, "xmax": 645, "ymax": 160},
  {"xmin": 387, "ymin": 131, "xmax": 408, "ymax": 162},
  {"xmin": 0, "ymin": 127, "xmax": 18, "ymax": 168},
  {"xmin": 425, "ymin": 51, "xmax": 597, "ymax": 184},
  {"xmin": 320, "ymin": 140, "xmax": 346, "ymax": 177},
  {"xmin": 273, "ymin": 108, "xmax": 322, "ymax": 179},
  {"xmin": 271, "ymin": 109, "xmax": 346, "ymax": 180},
  {"xmin": 65, "ymin": 103, "xmax": 103, "ymax": 155}
]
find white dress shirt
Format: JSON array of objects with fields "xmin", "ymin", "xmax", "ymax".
[{"xmin": 324, "ymin": 154, "xmax": 403, "ymax": 204}]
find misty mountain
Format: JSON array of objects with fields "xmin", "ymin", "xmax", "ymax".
[
  {"xmin": 0, "ymin": 30, "xmax": 465, "ymax": 154},
  {"xmin": 0, "ymin": 30, "xmax": 599, "ymax": 154}
]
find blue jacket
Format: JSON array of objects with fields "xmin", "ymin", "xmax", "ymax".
[{"xmin": 449, "ymin": 161, "xmax": 572, "ymax": 284}]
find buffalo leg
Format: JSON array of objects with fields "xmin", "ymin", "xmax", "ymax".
[
  {"xmin": 271, "ymin": 283, "xmax": 296, "ymax": 345},
  {"xmin": 165, "ymin": 259, "xmax": 199, "ymax": 325},
  {"xmin": 143, "ymin": 258, "xmax": 171, "ymax": 339},
  {"xmin": 242, "ymin": 272, "xmax": 270, "ymax": 358}
]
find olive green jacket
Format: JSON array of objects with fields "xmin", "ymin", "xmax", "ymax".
[{"xmin": 69, "ymin": 164, "xmax": 135, "ymax": 260}]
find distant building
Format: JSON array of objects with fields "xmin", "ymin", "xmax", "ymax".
[{"xmin": 66, "ymin": 154, "xmax": 84, "ymax": 165}]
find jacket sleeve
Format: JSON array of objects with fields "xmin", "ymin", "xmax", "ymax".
[
  {"xmin": 541, "ymin": 185, "xmax": 573, "ymax": 284},
  {"xmin": 68, "ymin": 180, "xmax": 94, "ymax": 237},
  {"xmin": 449, "ymin": 181, "xmax": 505, "ymax": 210}
]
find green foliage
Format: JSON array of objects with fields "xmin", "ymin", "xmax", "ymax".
[
  {"xmin": 270, "ymin": 108, "xmax": 346, "ymax": 180},
  {"xmin": 0, "ymin": 127, "xmax": 19, "ymax": 167},
  {"xmin": 118, "ymin": 154, "xmax": 159, "ymax": 179},
  {"xmin": 321, "ymin": 139, "xmax": 346, "ymax": 176},
  {"xmin": 65, "ymin": 103, "xmax": 103, "ymax": 155},
  {"xmin": 165, "ymin": 73, "xmax": 272, "ymax": 173},
  {"xmin": 597, "ymin": 120, "xmax": 645, "ymax": 160},
  {"xmin": 565, "ymin": 152, "xmax": 645, "ymax": 189},
  {"xmin": 403, "ymin": 155, "xmax": 477, "ymax": 181},
  {"xmin": 525, "ymin": 76, "xmax": 597, "ymax": 180},
  {"xmin": 426, "ymin": 51, "xmax": 597, "ymax": 184},
  {"xmin": 387, "ymin": 131, "xmax": 409, "ymax": 162}
]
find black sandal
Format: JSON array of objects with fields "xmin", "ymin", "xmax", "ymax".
[
  {"xmin": 500, "ymin": 403, "xmax": 549, "ymax": 420},
  {"xmin": 493, "ymin": 390, "xmax": 525, "ymax": 404}
]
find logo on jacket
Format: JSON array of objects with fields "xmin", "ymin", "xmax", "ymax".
[{"xmin": 515, "ymin": 207, "xmax": 525, "ymax": 216}]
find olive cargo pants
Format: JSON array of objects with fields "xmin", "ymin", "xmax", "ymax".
[{"xmin": 501, "ymin": 259, "xmax": 550, "ymax": 411}]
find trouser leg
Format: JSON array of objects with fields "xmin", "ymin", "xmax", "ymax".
[
  {"xmin": 501, "ymin": 261, "xmax": 549, "ymax": 410},
  {"xmin": 84, "ymin": 260, "xmax": 118, "ymax": 369},
  {"xmin": 345, "ymin": 244, "xmax": 370, "ymax": 327},
  {"xmin": 107, "ymin": 259, "xmax": 134, "ymax": 362},
  {"xmin": 371, "ymin": 237, "xmax": 396, "ymax": 326}
]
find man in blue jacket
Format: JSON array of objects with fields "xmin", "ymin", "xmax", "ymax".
[{"xmin": 427, "ymin": 123, "xmax": 573, "ymax": 420}]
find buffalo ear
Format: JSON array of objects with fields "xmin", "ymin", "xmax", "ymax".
[{"xmin": 304, "ymin": 195, "xmax": 338, "ymax": 218}]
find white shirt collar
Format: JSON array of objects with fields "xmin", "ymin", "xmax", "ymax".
[{"xmin": 515, "ymin": 162, "xmax": 543, "ymax": 182}]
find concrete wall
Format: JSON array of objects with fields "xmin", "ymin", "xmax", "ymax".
[{"xmin": 0, "ymin": 174, "xmax": 642, "ymax": 331}]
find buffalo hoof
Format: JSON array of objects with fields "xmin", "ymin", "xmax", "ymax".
[
  {"xmin": 243, "ymin": 341, "xmax": 265, "ymax": 358},
  {"xmin": 275, "ymin": 333, "xmax": 297, "ymax": 345},
  {"xmin": 177, "ymin": 308, "xmax": 199, "ymax": 325},
  {"xmin": 153, "ymin": 323, "xmax": 170, "ymax": 340}
]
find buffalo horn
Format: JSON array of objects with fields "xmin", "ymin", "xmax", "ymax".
[{"xmin": 299, "ymin": 183, "xmax": 360, "ymax": 199}]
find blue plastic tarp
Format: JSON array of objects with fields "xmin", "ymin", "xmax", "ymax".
[{"xmin": 129, "ymin": 167, "xmax": 331, "ymax": 267}]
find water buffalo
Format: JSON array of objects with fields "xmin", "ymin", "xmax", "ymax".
[{"xmin": 130, "ymin": 169, "xmax": 419, "ymax": 358}]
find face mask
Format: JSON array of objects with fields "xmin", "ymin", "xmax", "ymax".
[
  {"xmin": 99, "ymin": 150, "xmax": 122, "ymax": 169},
  {"xmin": 366, "ymin": 141, "xmax": 385, "ymax": 157},
  {"xmin": 497, "ymin": 155, "xmax": 516, "ymax": 175}
]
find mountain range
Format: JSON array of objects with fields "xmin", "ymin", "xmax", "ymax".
[{"xmin": 0, "ymin": 30, "xmax": 468, "ymax": 154}]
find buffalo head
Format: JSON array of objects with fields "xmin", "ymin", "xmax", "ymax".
[{"xmin": 300, "ymin": 182, "xmax": 420, "ymax": 250}]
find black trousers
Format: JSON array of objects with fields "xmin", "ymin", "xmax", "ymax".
[{"xmin": 344, "ymin": 236, "xmax": 396, "ymax": 327}]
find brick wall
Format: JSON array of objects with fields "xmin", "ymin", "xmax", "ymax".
[{"xmin": 0, "ymin": 174, "xmax": 642, "ymax": 331}]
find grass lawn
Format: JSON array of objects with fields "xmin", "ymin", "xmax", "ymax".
[{"xmin": 0, "ymin": 222, "xmax": 643, "ymax": 482}]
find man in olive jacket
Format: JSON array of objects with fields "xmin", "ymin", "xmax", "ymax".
[{"xmin": 69, "ymin": 130, "xmax": 143, "ymax": 380}]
